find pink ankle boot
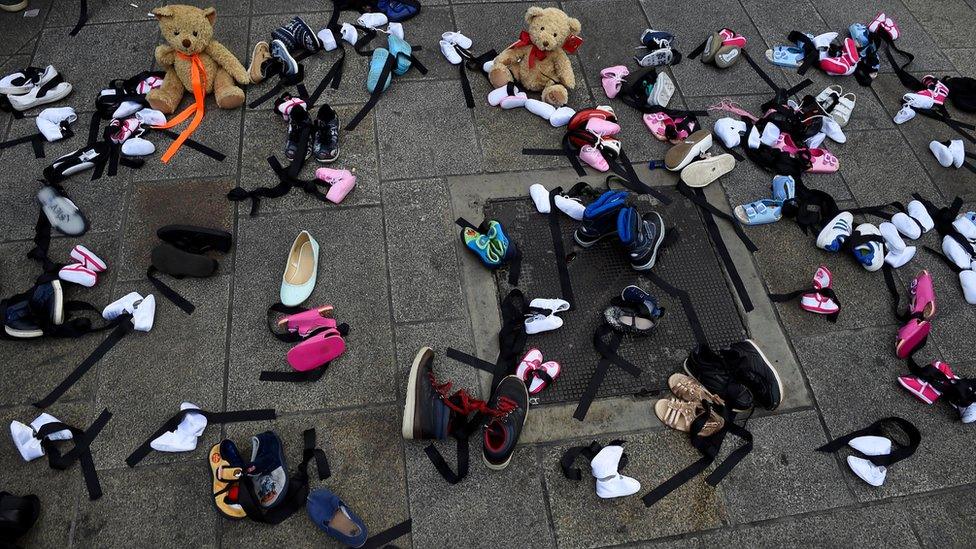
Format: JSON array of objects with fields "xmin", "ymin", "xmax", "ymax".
[{"xmin": 315, "ymin": 168, "xmax": 357, "ymax": 203}]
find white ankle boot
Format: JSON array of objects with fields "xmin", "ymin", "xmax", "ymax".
[{"xmin": 591, "ymin": 445, "xmax": 641, "ymax": 499}]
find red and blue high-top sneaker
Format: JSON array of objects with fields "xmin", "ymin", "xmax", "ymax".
[
  {"xmin": 482, "ymin": 376, "xmax": 529, "ymax": 470},
  {"xmin": 573, "ymin": 190, "xmax": 628, "ymax": 247}
]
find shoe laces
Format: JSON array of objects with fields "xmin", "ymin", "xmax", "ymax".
[
  {"xmin": 428, "ymin": 372, "xmax": 517, "ymax": 418},
  {"xmin": 708, "ymin": 99, "xmax": 758, "ymax": 122}
]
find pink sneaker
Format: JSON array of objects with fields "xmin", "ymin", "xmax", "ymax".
[
  {"xmin": 586, "ymin": 117, "xmax": 621, "ymax": 137},
  {"xmin": 880, "ymin": 15, "xmax": 900, "ymax": 40},
  {"xmin": 643, "ymin": 112, "xmax": 672, "ymax": 141},
  {"xmin": 600, "ymin": 65, "xmax": 629, "ymax": 99},
  {"xmin": 920, "ymin": 76, "xmax": 950, "ymax": 105},
  {"xmin": 820, "ymin": 55, "xmax": 853, "ymax": 76},
  {"xmin": 868, "ymin": 12, "xmax": 887, "ymax": 34},
  {"xmin": 841, "ymin": 37, "xmax": 860, "ymax": 66},
  {"xmin": 800, "ymin": 265, "xmax": 839, "ymax": 315},
  {"xmin": 287, "ymin": 327, "xmax": 346, "ymax": 371},
  {"xmin": 580, "ymin": 145, "xmax": 609, "ymax": 171},
  {"xmin": 70, "ymin": 244, "xmax": 107, "ymax": 272},
  {"xmin": 315, "ymin": 168, "xmax": 356, "ymax": 203},
  {"xmin": 909, "ymin": 270, "xmax": 936, "ymax": 319},
  {"xmin": 807, "ymin": 149, "xmax": 839, "ymax": 173},
  {"xmin": 277, "ymin": 305, "xmax": 336, "ymax": 337},
  {"xmin": 719, "ymin": 28, "xmax": 747, "ymax": 48},
  {"xmin": 898, "ymin": 361, "xmax": 957, "ymax": 404},
  {"xmin": 895, "ymin": 318, "xmax": 931, "ymax": 359},
  {"xmin": 59, "ymin": 263, "xmax": 98, "ymax": 288}
]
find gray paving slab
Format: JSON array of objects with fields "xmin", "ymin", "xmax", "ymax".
[
  {"xmin": 901, "ymin": 0, "xmax": 976, "ymax": 49},
  {"xmin": 451, "ymin": 1, "xmax": 558, "ymax": 55},
  {"xmin": 114, "ymin": 177, "xmax": 237, "ymax": 282},
  {"xmin": 717, "ymin": 409, "xmax": 854, "ymax": 524},
  {"xmin": 907, "ymin": 487, "xmax": 976, "ymax": 548},
  {"xmin": 0, "ymin": 0, "xmax": 51, "ymax": 55},
  {"xmin": 794, "ymin": 326, "xmax": 976, "ymax": 502},
  {"xmin": 382, "ymin": 177, "xmax": 464, "ymax": 323},
  {"xmin": 944, "ymin": 47, "xmax": 976, "ymax": 75},
  {"xmin": 837, "ymin": 128, "xmax": 942, "ymax": 207},
  {"xmin": 741, "ymin": 0, "xmax": 830, "ymax": 54},
  {"xmin": 227, "ymin": 207, "xmax": 396, "ymax": 413},
  {"xmin": 375, "ymin": 79, "xmax": 482, "ymax": 179},
  {"xmin": 562, "ymin": 0, "xmax": 651, "ymax": 89},
  {"xmin": 72, "ymin": 462, "xmax": 219, "ymax": 548},
  {"xmin": 46, "ymin": 0, "xmax": 248, "ymax": 27},
  {"xmin": 640, "ymin": 0, "xmax": 791, "ymax": 97},
  {"xmin": 542, "ymin": 430, "xmax": 729, "ymax": 548},
  {"xmin": 0, "ymin": 232, "xmax": 120, "ymax": 407},
  {"xmin": 90, "ymin": 276, "xmax": 230, "ymax": 470},
  {"xmin": 403, "ymin": 438, "xmax": 553, "ymax": 547},
  {"xmin": 0, "ymin": 54, "xmax": 31, "ymax": 139},
  {"xmin": 393, "ymin": 317, "xmax": 482, "ymax": 404},
  {"xmin": 638, "ymin": 502, "xmax": 921, "ymax": 548},
  {"xmin": 237, "ymin": 104, "xmax": 381, "ymax": 214},
  {"xmin": 221, "ymin": 405, "xmax": 411, "ymax": 548},
  {"xmin": 0, "ymin": 402, "xmax": 87, "ymax": 549}
]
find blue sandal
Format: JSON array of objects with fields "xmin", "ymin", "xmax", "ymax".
[{"xmin": 734, "ymin": 199, "xmax": 783, "ymax": 225}]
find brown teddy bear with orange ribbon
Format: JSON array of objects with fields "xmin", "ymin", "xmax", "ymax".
[
  {"xmin": 488, "ymin": 6, "xmax": 582, "ymax": 107},
  {"xmin": 147, "ymin": 4, "xmax": 249, "ymax": 114}
]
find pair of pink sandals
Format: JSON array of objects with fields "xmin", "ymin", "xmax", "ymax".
[
  {"xmin": 895, "ymin": 270, "xmax": 936, "ymax": 359},
  {"xmin": 643, "ymin": 112, "xmax": 697, "ymax": 143},
  {"xmin": 600, "ymin": 66, "xmax": 629, "ymax": 99},
  {"xmin": 772, "ymin": 133, "xmax": 839, "ymax": 173},
  {"xmin": 800, "ymin": 266, "xmax": 840, "ymax": 315},
  {"xmin": 515, "ymin": 348, "xmax": 561, "ymax": 395},
  {"xmin": 314, "ymin": 168, "xmax": 357, "ymax": 204},
  {"xmin": 58, "ymin": 245, "xmax": 107, "ymax": 288},
  {"xmin": 279, "ymin": 305, "xmax": 348, "ymax": 372}
]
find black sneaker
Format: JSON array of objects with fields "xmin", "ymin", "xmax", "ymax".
[
  {"xmin": 285, "ymin": 108, "xmax": 311, "ymax": 162},
  {"xmin": 270, "ymin": 19, "xmax": 300, "ymax": 52},
  {"xmin": 617, "ymin": 207, "xmax": 665, "ymax": 271},
  {"xmin": 312, "ymin": 105, "xmax": 341, "ymax": 164},
  {"xmin": 684, "ymin": 345, "xmax": 753, "ymax": 411},
  {"xmin": 270, "ymin": 39, "xmax": 299, "ymax": 78},
  {"xmin": 246, "ymin": 431, "xmax": 289, "ymax": 509},
  {"xmin": 289, "ymin": 16, "xmax": 322, "ymax": 53},
  {"xmin": 402, "ymin": 347, "xmax": 455, "ymax": 440},
  {"xmin": 4, "ymin": 280, "xmax": 64, "ymax": 339},
  {"xmin": 482, "ymin": 376, "xmax": 529, "ymax": 470},
  {"xmin": 728, "ymin": 339, "xmax": 783, "ymax": 410},
  {"xmin": 573, "ymin": 190, "xmax": 628, "ymax": 247}
]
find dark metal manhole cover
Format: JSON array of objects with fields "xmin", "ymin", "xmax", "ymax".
[{"xmin": 485, "ymin": 189, "xmax": 747, "ymax": 405}]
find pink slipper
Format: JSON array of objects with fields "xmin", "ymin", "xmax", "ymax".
[
  {"xmin": 800, "ymin": 265, "xmax": 839, "ymax": 315},
  {"xmin": 278, "ymin": 305, "xmax": 336, "ymax": 337},
  {"xmin": 772, "ymin": 133, "xmax": 802, "ymax": 155},
  {"xmin": 868, "ymin": 13, "xmax": 887, "ymax": 34},
  {"xmin": 807, "ymin": 148, "xmax": 839, "ymax": 173},
  {"xmin": 580, "ymin": 145, "xmax": 609, "ymax": 171},
  {"xmin": 719, "ymin": 28, "xmax": 747, "ymax": 48},
  {"xmin": 586, "ymin": 117, "xmax": 621, "ymax": 136},
  {"xmin": 315, "ymin": 168, "xmax": 357, "ymax": 204},
  {"xmin": 287, "ymin": 328, "xmax": 346, "ymax": 371},
  {"xmin": 109, "ymin": 117, "xmax": 140, "ymax": 144},
  {"xmin": 600, "ymin": 65, "xmax": 629, "ymax": 99},
  {"xmin": 643, "ymin": 112, "xmax": 672, "ymax": 141},
  {"xmin": 895, "ymin": 319, "xmax": 931, "ymax": 359},
  {"xmin": 515, "ymin": 348, "xmax": 561, "ymax": 394},
  {"xmin": 909, "ymin": 270, "xmax": 936, "ymax": 319}
]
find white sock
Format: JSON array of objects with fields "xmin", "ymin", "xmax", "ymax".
[
  {"xmin": 550, "ymin": 106, "xmax": 575, "ymax": 128},
  {"xmin": 943, "ymin": 235, "xmax": 974, "ymax": 270},
  {"xmin": 317, "ymin": 28, "xmax": 338, "ymax": 51},
  {"xmin": 529, "ymin": 184, "xmax": 550, "ymax": 213},
  {"xmin": 121, "ymin": 137, "xmax": 155, "ymax": 156},
  {"xmin": 150, "ymin": 402, "xmax": 208, "ymax": 453},
  {"xmin": 500, "ymin": 92, "xmax": 527, "ymax": 110},
  {"xmin": 134, "ymin": 108, "xmax": 167, "ymax": 127},
  {"xmin": 760, "ymin": 123, "xmax": 781, "ymax": 146},
  {"xmin": 487, "ymin": 85, "xmax": 517, "ymax": 107},
  {"xmin": 357, "ymin": 12, "xmax": 388, "ymax": 29},
  {"xmin": 112, "ymin": 101, "xmax": 143, "ymax": 120},
  {"xmin": 10, "ymin": 413, "xmax": 73, "ymax": 462},
  {"xmin": 930, "ymin": 140, "xmax": 953, "ymax": 168},
  {"xmin": 953, "ymin": 216, "xmax": 976, "ymax": 241},
  {"xmin": 132, "ymin": 294, "xmax": 156, "ymax": 332},
  {"xmin": 36, "ymin": 107, "xmax": 76, "ymax": 141},
  {"xmin": 482, "ymin": 60, "xmax": 494, "ymax": 74},
  {"xmin": 747, "ymin": 125, "xmax": 761, "ymax": 149},
  {"xmin": 891, "ymin": 212, "xmax": 921, "ymax": 240},
  {"xmin": 949, "ymin": 140, "xmax": 965, "ymax": 168},
  {"xmin": 886, "ymin": 245, "xmax": 916, "ymax": 268},
  {"xmin": 340, "ymin": 23, "xmax": 358, "ymax": 46},
  {"xmin": 103, "ymin": 292, "xmax": 143, "ymax": 320},
  {"xmin": 907, "ymin": 200, "xmax": 934, "ymax": 233},
  {"xmin": 554, "ymin": 195, "xmax": 586, "ymax": 220},
  {"xmin": 960, "ymin": 270, "xmax": 976, "ymax": 305},
  {"xmin": 31, "ymin": 413, "xmax": 72, "ymax": 441},
  {"xmin": 848, "ymin": 435, "xmax": 892, "ymax": 456},
  {"xmin": 847, "ymin": 456, "xmax": 886, "ymax": 486},
  {"xmin": 525, "ymin": 98, "xmax": 556, "ymax": 120}
]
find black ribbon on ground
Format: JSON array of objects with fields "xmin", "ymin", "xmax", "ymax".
[
  {"xmin": 643, "ymin": 270, "xmax": 708, "ymax": 347},
  {"xmin": 155, "ymin": 129, "xmax": 226, "ymax": 161},
  {"xmin": 547, "ymin": 188, "xmax": 576, "ymax": 307},
  {"xmin": 36, "ymin": 409, "xmax": 111, "ymax": 500},
  {"xmin": 768, "ymin": 286, "xmax": 841, "ymax": 323},
  {"xmin": 346, "ymin": 53, "xmax": 397, "ymax": 131},
  {"xmin": 741, "ymin": 49, "xmax": 812, "ymax": 100},
  {"xmin": 228, "ymin": 155, "xmax": 331, "ymax": 216},
  {"xmin": 560, "ymin": 439, "xmax": 627, "ymax": 480},
  {"xmin": 0, "ymin": 94, "xmax": 25, "ymax": 119},
  {"xmin": 786, "ymin": 31, "xmax": 818, "ymax": 75},
  {"xmin": 0, "ymin": 132, "xmax": 49, "ymax": 158},
  {"xmin": 125, "ymin": 407, "xmax": 278, "ymax": 467},
  {"xmin": 816, "ymin": 416, "xmax": 920, "ymax": 467},
  {"xmin": 573, "ymin": 325, "xmax": 642, "ymax": 421},
  {"xmin": 70, "ymin": 0, "xmax": 89, "ymax": 35},
  {"xmin": 457, "ymin": 47, "xmax": 497, "ymax": 109},
  {"xmin": 146, "ymin": 265, "xmax": 196, "ymax": 315},
  {"xmin": 237, "ymin": 428, "xmax": 330, "ymax": 524},
  {"xmin": 361, "ymin": 518, "xmax": 413, "ymax": 549},
  {"xmin": 33, "ymin": 317, "xmax": 134, "ymax": 409}
]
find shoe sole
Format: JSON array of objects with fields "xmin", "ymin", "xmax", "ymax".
[
  {"xmin": 682, "ymin": 357, "xmax": 750, "ymax": 413},
  {"xmin": 681, "ymin": 154, "xmax": 735, "ymax": 188},
  {"xmin": 631, "ymin": 213, "xmax": 665, "ymax": 271},
  {"xmin": 10, "ymin": 83, "xmax": 73, "ymax": 112},
  {"xmin": 483, "ymin": 375, "xmax": 529, "ymax": 471},
  {"xmin": 743, "ymin": 338, "xmax": 784, "ymax": 410},
  {"xmin": 573, "ymin": 230, "xmax": 617, "ymax": 248},
  {"xmin": 0, "ymin": 0, "xmax": 28, "ymax": 11},
  {"xmin": 665, "ymin": 132, "xmax": 713, "ymax": 171},
  {"xmin": 401, "ymin": 347, "xmax": 431, "ymax": 439}
]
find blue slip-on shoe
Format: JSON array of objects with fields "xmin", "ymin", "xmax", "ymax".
[
  {"xmin": 765, "ymin": 45, "xmax": 804, "ymax": 68},
  {"xmin": 307, "ymin": 488, "xmax": 369, "ymax": 547},
  {"xmin": 849, "ymin": 23, "xmax": 869, "ymax": 48}
]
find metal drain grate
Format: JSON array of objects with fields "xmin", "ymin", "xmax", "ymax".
[{"xmin": 485, "ymin": 189, "xmax": 747, "ymax": 406}]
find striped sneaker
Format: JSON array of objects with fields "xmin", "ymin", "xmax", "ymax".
[{"xmin": 816, "ymin": 211, "xmax": 854, "ymax": 252}]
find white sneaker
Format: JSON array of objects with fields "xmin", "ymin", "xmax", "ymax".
[
  {"xmin": 554, "ymin": 195, "xmax": 585, "ymax": 220},
  {"xmin": 760, "ymin": 123, "xmax": 781, "ymax": 146},
  {"xmin": 441, "ymin": 31, "xmax": 473, "ymax": 49},
  {"xmin": 525, "ymin": 98, "xmax": 556, "ymax": 120},
  {"xmin": 529, "ymin": 298, "xmax": 570, "ymax": 314},
  {"xmin": 893, "ymin": 105, "xmax": 916, "ymax": 124},
  {"xmin": 58, "ymin": 263, "xmax": 97, "ymax": 287},
  {"xmin": 132, "ymin": 294, "xmax": 156, "ymax": 333},
  {"xmin": 851, "ymin": 223, "xmax": 886, "ymax": 272},
  {"xmin": 387, "ymin": 23, "xmax": 404, "ymax": 40},
  {"xmin": 848, "ymin": 435, "xmax": 892, "ymax": 456},
  {"xmin": 960, "ymin": 270, "xmax": 976, "ymax": 305},
  {"xmin": 0, "ymin": 65, "xmax": 57, "ymax": 95},
  {"xmin": 529, "ymin": 183, "xmax": 551, "ymax": 214},
  {"xmin": 816, "ymin": 211, "xmax": 854, "ymax": 252},
  {"xmin": 70, "ymin": 244, "xmax": 107, "ymax": 272},
  {"xmin": 524, "ymin": 313, "xmax": 563, "ymax": 334},
  {"xmin": 930, "ymin": 140, "xmax": 954, "ymax": 168},
  {"xmin": 340, "ymin": 23, "xmax": 359, "ymax": 46},
  {"xmin": 957, "ymin": 401, "xmax": 976, "ymax": 422},
  {"xmin": 103, "ymin": 292, "xmax": 143, "ymax": 320},
  {"xmin": 907, "ymin": 200, "xmax": 934, "ymax": 233},
  {"xmin": 7, "ymin": 80, "xmax": 73, "ymax": 111},
  {"xmin": 591, "ymin": 446, "xmax": 641, "ymax": 498},
  {"xmin": 357, "ymin": 12, "xmax": 388, "ymax": 29},
  {"xmin": 847, "ymin": 455, "xmax": 887, "ymax": 486},
  {"xmin": 439, "ymin": 40, "xmax": 462, "ymax": 65},
  {"xmin": 713, "ymin": 117, "xmax": 746, "ymax": 148}
]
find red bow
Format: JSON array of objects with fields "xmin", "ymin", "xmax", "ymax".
[{"xmin": 511, "ymin": 30, "xmax": 549, "ymax": 68}]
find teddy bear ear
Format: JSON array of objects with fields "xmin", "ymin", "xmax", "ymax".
[
  {"xmin": 151, "ymin": 6, "xmax": 174, "ymax": 19},
  {"xmin": 568, "ymin": 16, "xmax": 581, "ymax": 35},
  {"xmin": 524, "ymin": 6, "xmax": 545, "ymax": 23},
  {"xmin": 202, "ymin": 7, "xmax": 217, "ymax": 25}
]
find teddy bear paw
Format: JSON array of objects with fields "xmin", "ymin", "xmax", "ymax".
[
  {"xmin": 541, "ymin": 85, "xmax": 569, "ymax": 107},
  {"xmin": 215, "ymin": 85, "xmax": 245, "ymax": 109},
  {"xmin": 146, "ymin": 89, "xmax": 180, "ymax": 115}
]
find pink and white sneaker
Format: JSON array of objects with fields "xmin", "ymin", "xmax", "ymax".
[
  {"xmin": 275, "ymin": 94, "xmax": 307, "ymax": 121},
  {"xmin": 800, "ymin": 265, "xmax": 840, "ymax": 315},
  {"xmin": 586, "ymin": 117, "xmax": 621, "ymax": 137},
  {"xmin": 109, "ymin": 117, "xmax": 140, "ymax": 144},
  {"xmin": 315, "ymin": 167, "xmax": 357, "ymax": 204},
  {"xmin": 909, "ymin": 270, "xmax": 936, "ymax": 319},
  {"xmin": 869, "ymin": 13, "xmax": 900, "ymax": 40},
  {"xmin": 840, "ymin": 37, "xmax": 860, "ymax": 66},
  {"xmin": 600, "ymin": 65, "xmax": 629, "ymax": 99},
  {"xmin": 515, "ymin": 348, "xmax": 561, "ymax": 394},
  {"xmin": 58, "ymin": 263, "xmax": 97, "ymax": 287},
  {"xmin": 70, "ymin": 244, "xmax": 107, "ymax": 272},
  {"xmin": 135, "ymin": 75, "xmax": 164, "ymax": 94},
  {"xmin": 719, "ymin": 28, "xmax": 747, "ymax": 48},
  {"xmin": 580, "ymin": 145, "xmax": 609, "ymax": 171},
  {"xmin": 820, "ymin": 55, "xmax": 854, "ymax": 76},
  {"xmin": 898, "ymin": 361, "xmax": 957, "ymax": 404},
  {"xmin": 867, "ymin": 12, "xmax": 886, "ymax": 34}
]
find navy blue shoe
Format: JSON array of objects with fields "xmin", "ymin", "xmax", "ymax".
[
  {"xmin": 573, "ymin": 190, "xmax": 628, "ymax": 247},
  {"xmin": 246, "ymin": 431, "xmax": 289, "ymax": 509},
  {"xmin": 641, "ymin": 29, "xmax": 675, "ymax": 49},
  {"xmin": 3, "ymin": 280, "xmax": 63, "ymax": 338},
  {"xmin": 482, "ymin": 375, "xmax": 529, "ymax": 470},
  {"xmin": 617, "ymin": 207, "xmax": 666, "ymax": 271},
  {"xmin": 621, "ymin": 285, "xmax": 665, "ymax": 320},
  {"xmin": 307, "ymin": 489, "xmax": 368, "ymax": 547}
]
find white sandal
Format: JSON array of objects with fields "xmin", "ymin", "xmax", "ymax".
[{"xmin": 832, "ymin": 93, "xmax": 856, "ymax": 127}]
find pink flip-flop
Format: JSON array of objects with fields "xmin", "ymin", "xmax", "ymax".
[
  {"xmin": 909, "ymin": 270, "xmax": 936, "ymax": 319},
  {"xmin": 277, "ymin": 305, "xmax": 336, "ymax": 337},
  {"xmin": 287, "ymin": 328, "xmax": 346, "ymax": 371},
  {"xmin": 807, "ymin": 148, "xmax": 839, "ymax": 173},
  {"xmin": 895, "ymin": 319, "xmax": 930, "ymax": 359}
]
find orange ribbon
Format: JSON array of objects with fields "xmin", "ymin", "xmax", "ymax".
[{"xmin": 154, "ymin": 52, "xmax": 207, "ymax": 163}]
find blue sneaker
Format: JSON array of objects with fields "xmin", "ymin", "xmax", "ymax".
[
  {"xmin": 573, "ymin": 190, "xmax": 628, "ymax": 247},
  {"xmin": 621, "ymin": 285, "xmax": 665, "ymax": 319},
  {"xmin": 851, "ymin": 223, "xmax": 885, "ymax": 272},
  {"xmin": 387, "ymin": 34, "xmax": 413, "ymax": 75},
  {"xmin": 377, "ymin": 0, "xmax": 419, "ymax": 22},
  {"xmin": 246, "ymin": 431, "xmax": 289, "ymax": 509},
  {"xmin": 771, "ymin": 175, "xmax": 795, "ymax": 203},
  {"xmin": 849, "ymin": 23, "xmax": 869, "ymax": 48},
  {"xmin": 307, "ymin": 489, "xmax": 368, "ymax": 547},
  {"xmin": 617, "ymin": 207, "xmax": 666, "ymax": 271},
  {"xmin": 816, "ymin": 211, "xmax": 854, "ymax": 252}
]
